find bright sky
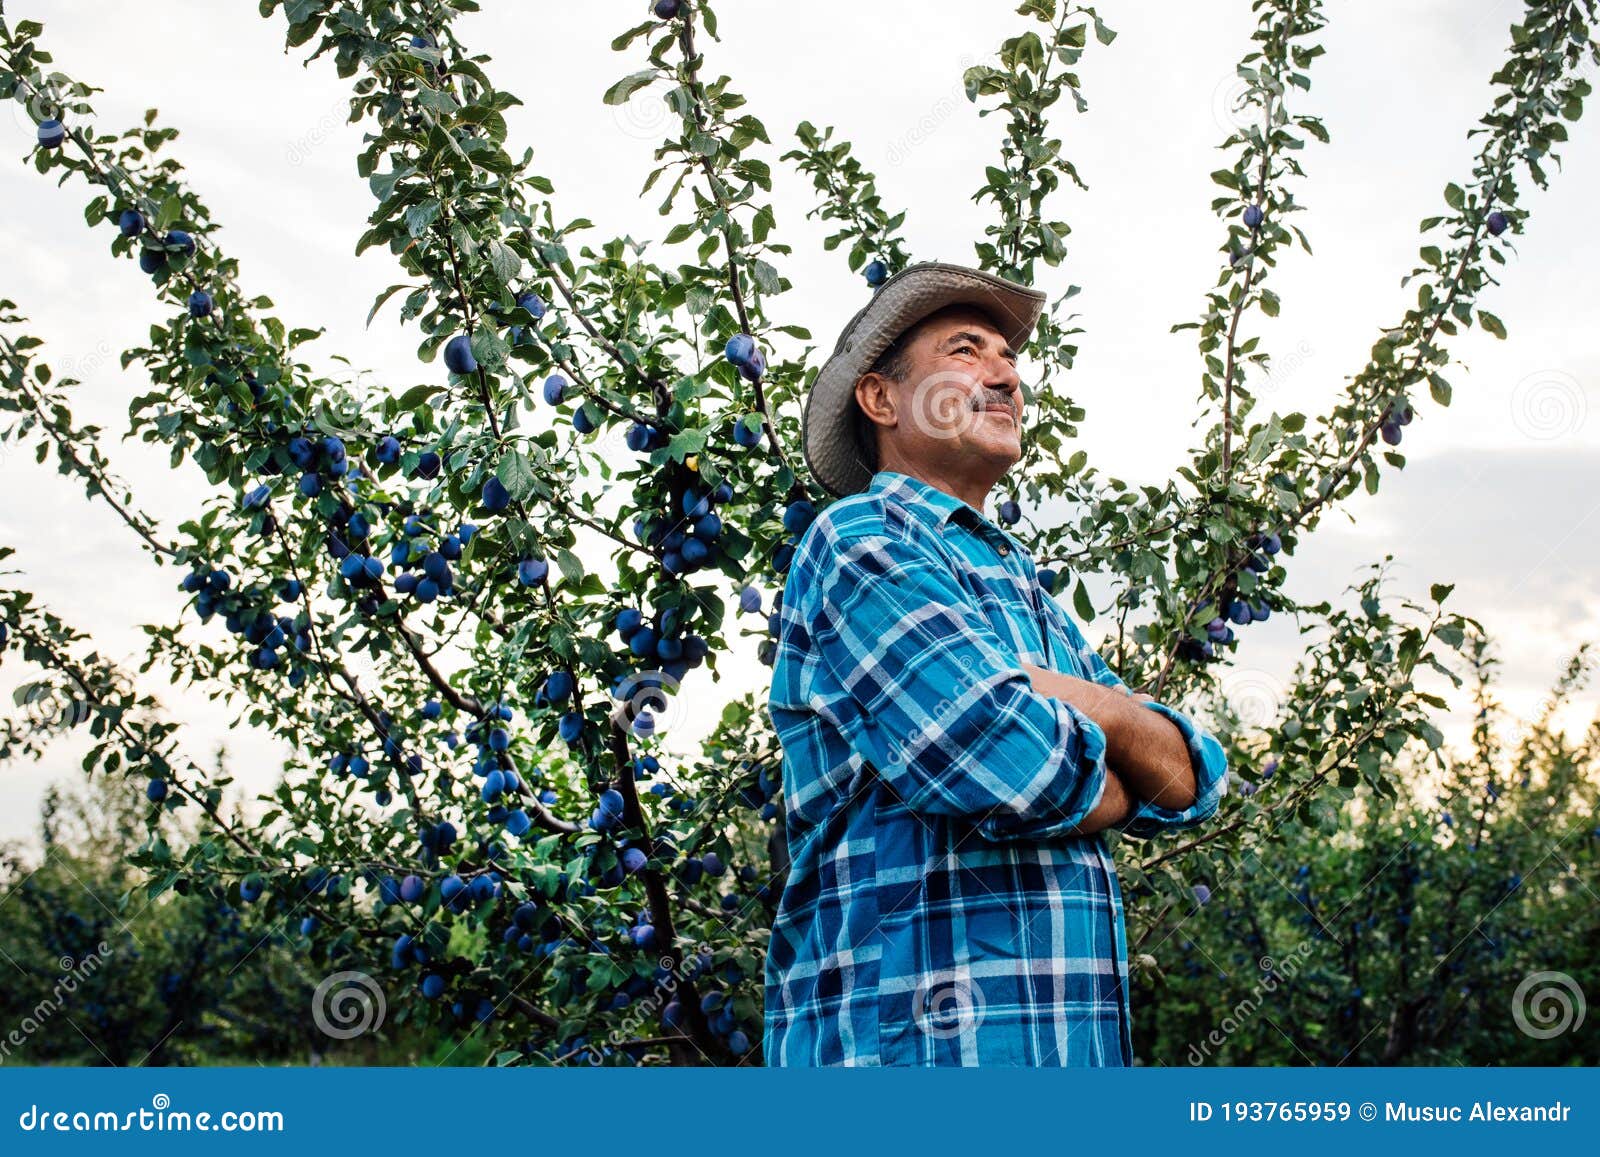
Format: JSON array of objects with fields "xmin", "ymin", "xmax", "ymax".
[{"xmin": 1, "ymin": 0, "xmax": 1595, "ymax": 845}]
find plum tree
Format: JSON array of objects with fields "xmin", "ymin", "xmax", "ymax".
[
  {"xmin": 1, "ymin": 0, "xmax": 1595, "ymax": 1069},
  {"xmin": 1135, "ymin": 637, "xmax": 1600, "ymax": 1066}
]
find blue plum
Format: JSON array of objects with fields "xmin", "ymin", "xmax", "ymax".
[{"xmin": 443, "ymin": 334, "xmax": 478, "ymax": 375}]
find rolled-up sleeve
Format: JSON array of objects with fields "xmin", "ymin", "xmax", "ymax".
[
  {"xmin": 816, "ymin": 531, "xmax": 1110, "ymax": 840},
  {"xmin": 1047, "ymin": 599, "xmax": 1230, "ymax": 839}
]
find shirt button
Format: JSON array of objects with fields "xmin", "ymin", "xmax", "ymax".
[{"xmin": 998, "ymin": 545, "xmax": 1010, "ymax": 557}]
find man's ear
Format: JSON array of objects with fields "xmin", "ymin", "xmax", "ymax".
[{"xmin": 855, "ymin": 373, "xmax": 896, "ymax": 430}]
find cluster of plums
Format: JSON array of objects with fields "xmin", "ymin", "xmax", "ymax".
[
  {"xmin": 180, "ymin": 567, "xmax": 312, "ymax": 683},
  {"xmin": 1379, "ymin": 403, "xmax": 1415, "ymax": 446},
  {"xmin": 631, "ymin": 471, "xmax": 738, "ymax": 583},
  {"xmin": 1177, "ymin": 533, "xmax": 1283, "ymax": 661},
  {"xmin": 389, "ymin": 512, "xmax": 474, "ymax": 604},
  {"xmin": 609, "ymin": 605, "xmax": 712, "ymax": 691}
]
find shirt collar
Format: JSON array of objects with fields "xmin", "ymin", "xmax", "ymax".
[{"xmin": 867, "ymin": 470, "xmax": 986, "ymax": 530}]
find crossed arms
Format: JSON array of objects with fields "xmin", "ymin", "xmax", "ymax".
[
  {"xmin": 812, "ymin": 530, "xmax": 1227, "ymax": 842},
  {"xmin": 1020, "ymin": 664, "xmax": 1197, "ymax": 836}
]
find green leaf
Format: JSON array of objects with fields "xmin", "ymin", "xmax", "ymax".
[
  {"xmin": 1477, "ymin": 310, "xmax": 1507, "ymax": 339},
  {"xmin": 395, "ymin": 384, "xmax": 443, "ymax": 412},
  {"xmin": 487, "ymin": 240, "xmax": 521, "ymax": 286},
  {"xmin": 1073, "ymin": 578, "xmax": 1095, "ymax": 622},
  {"xmin": 602, "ymin": 70, "xmax": 658, "ymax": 106},
  {"xmin": 497, "ymin": 450, "xmax": 538, "ymax": 501},
  {"xmin": 555, "ymin": 549, "xmax": 584, "ymax": 586}
]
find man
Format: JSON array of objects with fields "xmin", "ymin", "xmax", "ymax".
[{"xmin": 764, "ymin": 262, "xmax": 1228, "ymax": 1066}]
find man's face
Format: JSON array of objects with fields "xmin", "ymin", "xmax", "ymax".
[{"xmin": 857, "ymin": 306, "xmax": 1026, "ymax": 479}]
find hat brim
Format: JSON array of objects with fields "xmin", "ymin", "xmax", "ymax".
[{"xmin": 802, "ymin": 262, "xmax": 1047, "ymax": 497}]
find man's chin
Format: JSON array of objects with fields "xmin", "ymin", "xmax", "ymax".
[{"xmin": 967, "ymin": 432, "xmax": 1022, "ymax": 468}]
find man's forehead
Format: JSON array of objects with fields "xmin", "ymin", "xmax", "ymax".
[{"xmin": 910, "ymin": 306, "xmax": 1006, "ymax": 345}]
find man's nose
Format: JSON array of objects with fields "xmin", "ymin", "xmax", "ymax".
[{"xmin": 988, "ymin": 359, "xmax": 1022, "ymax": 393}]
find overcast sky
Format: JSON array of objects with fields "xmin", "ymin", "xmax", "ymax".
[{"xmin": 1, "ymin": 0, "xmax": 1595, "ymax": 845}]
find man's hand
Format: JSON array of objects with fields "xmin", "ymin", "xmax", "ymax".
[{"xmin": 1021, "ymin": 664, "xmax": 1199, "ymax": 811}]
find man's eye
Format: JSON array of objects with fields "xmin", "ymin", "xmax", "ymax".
[{"xmin": 952, "ymin": 345, "xmax": 976, "ymax": 357}]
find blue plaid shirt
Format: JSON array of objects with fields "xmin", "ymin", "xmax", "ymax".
[{"xmin": 764, "ymin": 471, "xmax": 1228, "ymax": 1066}]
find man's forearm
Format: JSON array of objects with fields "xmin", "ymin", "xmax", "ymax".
[
  {"xmin": 1068, "ymin": 767, "xmax": 1136, "ymax": 836},
  {"xmin": 1022, "ymin": 664, "xmax": 1199, "ymax": 811}
]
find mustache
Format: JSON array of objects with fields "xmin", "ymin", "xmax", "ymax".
[{"xmin": 970, "ymin": 388, "xmax": 1020, "ymax": 414}]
